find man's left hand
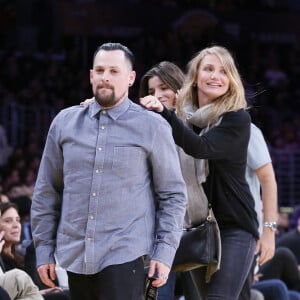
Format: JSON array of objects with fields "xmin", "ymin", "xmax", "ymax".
[{"xmin": 147, "ymin": 260, "xmax": 170, "ymax": 287}]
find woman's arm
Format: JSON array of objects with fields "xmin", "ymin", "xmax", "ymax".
[{"xmin": 161, "ymin": 108, "xmax": 251, "ymax": 160}]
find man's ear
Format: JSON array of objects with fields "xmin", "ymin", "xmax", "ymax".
[
  {"xmin": 129, "ymin": 70, "xmax": 136, "ymax": 86},
  {"xmin": 90, "ymin": 69, "xmax": 93, "ymax": 84}
]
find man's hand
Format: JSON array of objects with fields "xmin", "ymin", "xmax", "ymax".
[
  {"xmin": 37, "ymin": 263, "xmax": 57, "ymax": 288},
  {"xmin": 147, "ymin": 260, "xmax": 170, "ymax": 287},
  {"xmin": 255, "ymin": 230, "xmax": 275, "ymax": 265}
]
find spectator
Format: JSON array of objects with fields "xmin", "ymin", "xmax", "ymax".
[{"xmin": 276, "ymin": 206, "xmax": 300, "ymax": 266}]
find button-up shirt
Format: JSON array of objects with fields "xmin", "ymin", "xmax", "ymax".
[{"xmin": 31, "ymin": 98, "xmax": 187, "ymax": 274}]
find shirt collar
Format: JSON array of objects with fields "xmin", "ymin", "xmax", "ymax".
[{"xmin": 90, "ymin": 97, "xmax": 131, "ymax": 120}]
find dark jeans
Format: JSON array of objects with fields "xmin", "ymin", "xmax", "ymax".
[
  {"xmin": 67, "ymin": 257, "xmax": 145, "ymax": 300},
  {"xmin": 253, "ymin": 279, "xmax": 300, "ymax": 300},
  {"xmin": 190, "ymin": 228, "xmax": 256, "ymax": 300},
  {"xmin": 157, "ymin": 271, "xmax": 176, "ymax": 300},
  {"xmin": 239, "ymin": 256, "xmax": 257, "ymax": 300},
  {"xmin": 157, "ymin": 269, "xmax": 202, "ymax": 300}
]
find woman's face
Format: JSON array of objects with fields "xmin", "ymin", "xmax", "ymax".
[
  {"xmin": 148, "ymin": 76, "xmax": 176, "ymax": 109},
  {"xmin": 196, "ymin": 54, "xmax": 230, "ymax": 106},
  {"xmin": 0, "ymin": 207, "xmax": 21, "ymax": 244}
]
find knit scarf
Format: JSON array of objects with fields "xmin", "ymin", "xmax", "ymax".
[{"xmin": 178, "ymin": 102, "xmax": 224, "ymax": 228}]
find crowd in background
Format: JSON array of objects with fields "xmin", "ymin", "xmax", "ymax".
[
  {"xmin": 0, "ymin": 1, "xmax": 299, "ymax": 193},
  {"xmin": 0, "ymin": 0, "xmax": 300, "ymax": 299}
]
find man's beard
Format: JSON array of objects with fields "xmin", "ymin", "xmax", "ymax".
[{"xmin": 94, "ymin": 85, "xmax": 116, "ymax": 108}]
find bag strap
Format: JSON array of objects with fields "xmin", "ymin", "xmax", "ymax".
[{"xmin": 207, "ymin": 163, "xmax": 214, "ymax": 221}]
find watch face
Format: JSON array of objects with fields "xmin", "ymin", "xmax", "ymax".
[{"xmin": 264, "ymin": 222, "xmax": 277, "ymax": 231}]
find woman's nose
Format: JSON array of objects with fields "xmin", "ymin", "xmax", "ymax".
[
  {"xmin": 154, "ymin": 91, "xmax": 162, "ymax": 99},
  {"xmin": 210, "ymin": 72, "xmax": 216, "ymax": 79}
]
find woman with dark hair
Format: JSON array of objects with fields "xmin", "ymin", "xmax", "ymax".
[
  {"xmin": 0, "ymin": 202, "xmax": 70, "ymax": 300},
  {"xmin": 139, "ymin": 61, "xmax": 185, "ymax": 110}
]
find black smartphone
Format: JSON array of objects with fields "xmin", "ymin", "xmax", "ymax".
[{"xmin": 145, "ymin": 277, "xmax": 158, "ymax": 300}]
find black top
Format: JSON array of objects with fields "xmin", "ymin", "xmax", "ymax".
[{"xmin": 161, "ymin": 107, "xmax": 259, "ymax": 239}]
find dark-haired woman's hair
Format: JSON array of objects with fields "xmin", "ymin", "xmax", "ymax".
[
  {"xmin": 0, "ymin": 201, "xmax": 24, "ymax": 270},
  {"xmin": 139, "ymin": 61, "xmax": 185, "ymax": 98}
]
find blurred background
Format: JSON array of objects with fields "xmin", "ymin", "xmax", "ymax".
[{"xmin": 0, "ymin": 0, "xmax": 300, "ymax": 211}]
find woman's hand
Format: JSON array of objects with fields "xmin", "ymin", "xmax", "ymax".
[
  {"xmin": 40, "ymin": 287, "xmax": 64, "ymax": 295},
  {"xmin": 0, "ymin": 231, "xmax": 5, "ymax": 253},
  {"xmin": 80, "ymin": 97, "xmax": 94, "ymax": 107},
  {"xmin": 139, "ymin": 96, "xmax": 164, "ymax": 113}
]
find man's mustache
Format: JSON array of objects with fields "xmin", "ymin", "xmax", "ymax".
[{"xmin": 97, "ymin": 84, "xmax": 113, "ymax": 89}]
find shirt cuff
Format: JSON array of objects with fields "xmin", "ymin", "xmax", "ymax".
[
  {"xmin": 150, "ymin": 242, "xmax": 177, "ymax": 269},
  {"xmin": 35, "ymin": 245, "xmax": 56, "ymax": 267}
]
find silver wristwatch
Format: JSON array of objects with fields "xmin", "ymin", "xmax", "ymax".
[{"xmin": 263, "ymin": 221, "xmax": 277, "ymax": 232}]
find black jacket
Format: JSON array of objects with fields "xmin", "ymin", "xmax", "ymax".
[{"xmin": 161, "ymin": 108, "xmax": 259, "ymax": 239}]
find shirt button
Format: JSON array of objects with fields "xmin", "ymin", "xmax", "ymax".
[
  {"xmin": 89, "ymin": 215, "xmax": 94, "ymax": 220},
  {"xmin": 101, "ymin": 126, "xmax": 105, "ymax": 129},
  {"xmin": 92, "ymin": 192, "xmax": 96, "ymax": 197},
  {"xmin": 98, "ymin": 147, "xmax": 102, "ymax": 151},
  {"xmin": 95, "ymin": 169, "xmax": 99, "ymax": 173},
  {"xmin": 87, "ymin": 237, "xmax": 92, "ymax": 241},
  {"xmin": 102, "ymin": 110, "xmax": 106, "ymax": 114}
]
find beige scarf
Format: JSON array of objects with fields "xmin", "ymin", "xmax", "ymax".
[
  {"xmin": 178, "ymin": 102, "xmax": 224, "ymax": 228},
  {"xmin": 178, "ymin": 101, "xmax": 224, "ymax": 281}
]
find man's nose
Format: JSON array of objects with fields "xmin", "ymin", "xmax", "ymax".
[{"xmin": 100, "ymin": 71, "xmax": 110, "ymax": 82}]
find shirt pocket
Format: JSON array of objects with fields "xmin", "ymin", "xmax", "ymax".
[{"xmin": 112, "ymin": 146, "xmax": 144, "ymax": 179}]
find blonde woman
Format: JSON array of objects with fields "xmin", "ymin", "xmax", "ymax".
[{"xmin": 140, "ymin": 45, "xmax": 259, "ymax": 300}]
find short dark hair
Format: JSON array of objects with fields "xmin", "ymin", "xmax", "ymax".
[{"xmin": 93, "ymin": 42, "xmax": 135, "ymax": 69}]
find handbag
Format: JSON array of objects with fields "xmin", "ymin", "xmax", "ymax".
[{"xmin": 172, "ymin": 203, "xmax": 218, "ymax": 272}]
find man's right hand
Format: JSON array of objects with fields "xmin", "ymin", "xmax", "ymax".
[{"xmin": 37, "ymin": 263, "xmax": 57, "ymax": 288}]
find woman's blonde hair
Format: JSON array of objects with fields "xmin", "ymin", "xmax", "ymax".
[{"xmin": 176, "ymin": 46, "xmax": 247, "ymax": 123}]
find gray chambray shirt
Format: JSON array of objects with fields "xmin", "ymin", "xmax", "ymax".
[{"xmin": 31, "ymin": 98, "xmax": 187, "ymax": 274}]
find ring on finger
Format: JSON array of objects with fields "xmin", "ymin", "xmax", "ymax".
[{"xmin": 160, "ymin": 274, "xmax": 168, "ymax": 281}]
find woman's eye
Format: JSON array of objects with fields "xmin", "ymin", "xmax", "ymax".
[{"xmin": 204, "ymin": 66, "xmax": 213, "ymax": 72}]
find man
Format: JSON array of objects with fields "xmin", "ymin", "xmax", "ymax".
[
  {"xmin": 239, "ymin": 123, "xmax": 278, "ymax": 300},
  {"xmin": 276, "ymin": 205, "xmax": 300, "ymax": 267},
  {"xmin": 31, "ymin": 42, "xmax": 187, "ymax": 300},
  {"xmin": 246, "ymin": 124, "xmax": 278, "ymax": 264}
]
